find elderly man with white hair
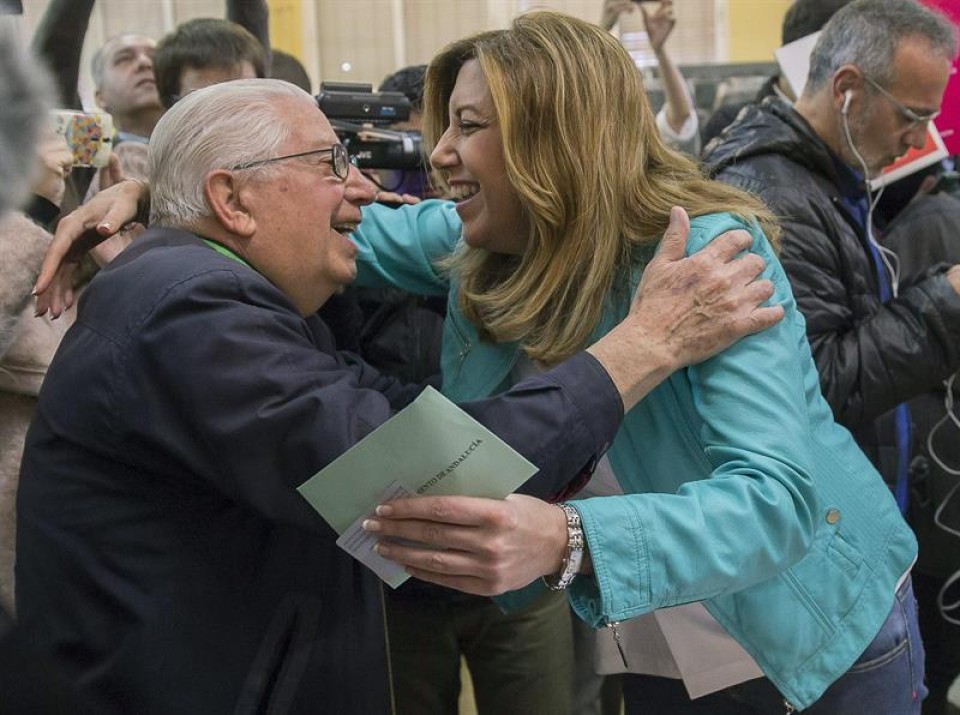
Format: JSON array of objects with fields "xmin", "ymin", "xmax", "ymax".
[{"xmin": 15, "ymin": 77, "xmax": 779, "ymax": 714}]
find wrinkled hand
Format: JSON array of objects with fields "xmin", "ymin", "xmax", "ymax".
[
  {"xmin": 636, "ymin": 207, "xmax": 781, "ymax": 364},
  {"xmin": 591, "ymin": 207, "xmax": 782, "ymax": 408},
  {"xmin": 600, "ymin": 0, "xmax": 636, "ymax": 31},
  {"xmin": 642, "ymin": 0, "xmax": 676, "ymax": 53},
  {"xmin": 363, "ymin": 494, "xmax": 567, "ymax": 596},
  {"xmin": 34, "ymin": 179, "xmax": 146, "ymax": 318}
]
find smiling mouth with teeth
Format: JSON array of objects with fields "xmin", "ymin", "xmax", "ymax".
[{"xmin": 447, "ymin": 184, "xmax": 480, "ymax": 201}]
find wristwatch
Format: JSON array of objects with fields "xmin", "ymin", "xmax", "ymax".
[{"xmin": 543, "ymin": 503, "xmax": 584, "ymax": 591}]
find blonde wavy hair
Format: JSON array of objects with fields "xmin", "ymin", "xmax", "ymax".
[{"xmin": 423, "ymin": 10, "xmax": 778, "ymax": 366}]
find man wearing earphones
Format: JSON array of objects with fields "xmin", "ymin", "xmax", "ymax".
[
  {"xmin": 705, "ymin": 3, "xmax": 960, "ymax": 710},
  {"xmin": 706, "ymin": 0, "xmax": 959, "ymax": 479}
]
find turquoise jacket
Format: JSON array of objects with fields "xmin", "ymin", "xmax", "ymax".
[{"xmin": 353, "ymin": 201, "xmax": 917, "ymax": 710}]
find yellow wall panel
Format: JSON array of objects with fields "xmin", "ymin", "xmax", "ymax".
[
  {"xmin": 726, "ymin": 0, "xmax": 790, "ymax": 63},
  {"xmin": 268, "ymin": 0, "xmax": 303, "ymax": 57}
]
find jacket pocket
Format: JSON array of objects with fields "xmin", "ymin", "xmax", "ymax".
[
  {"xmin": 707, "ymin": 527, "xmax": 867, "ymax": 688},
  {"xmin": 234, "ymin": 593, "xmax": 323, "ymax": 715},
  {"xmin": 782, "ymin": 526, "xmax": 866, "ymax": 636}
]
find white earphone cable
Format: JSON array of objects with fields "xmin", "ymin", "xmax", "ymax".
[
  {"xmin": 841, "ymin": 102, "xmax": 960, "ymax": 625},
  {"xmin": 841, "ymin": 108, "xmax": 901, "ymax": 297}
]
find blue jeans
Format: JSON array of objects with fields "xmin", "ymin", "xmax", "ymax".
[{"xmin": 622, "ymin": 576, "xmax": 926, "ymax": 714}]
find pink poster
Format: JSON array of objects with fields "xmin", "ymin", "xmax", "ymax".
[{"xmin": 922, "ymin": 0, "xmax": 960, "ymax": 154}]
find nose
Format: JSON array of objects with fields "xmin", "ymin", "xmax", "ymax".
[
  {"xmin": 136, "ymin": 50, "xmax": 153, "ymax": 70},
  {"xmin": 343, "ymin": 165, "xmax": 377, "ymax": 207},
  {"xmin": 429, "ymin": 125, "xmax": 458, "ymax": 171}
]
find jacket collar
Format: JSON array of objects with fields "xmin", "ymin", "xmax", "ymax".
[{"xmin": 703, "ymin": 96, "xmax": 847, "ymax": 190}]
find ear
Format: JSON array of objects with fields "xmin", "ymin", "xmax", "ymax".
[
  {"xmin": 94, "ymin": 89, "xmax": 106, "ymax": 110},
  {"xmin": 832, "ymin": 65, "xmax": 862, "ymax": 115},
  {"xmin": 203, "ymin": 170, "xmax": 257, "ymax": 237}
]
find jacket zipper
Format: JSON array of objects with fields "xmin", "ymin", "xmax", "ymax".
[
  {"xmin": 607, "ymin": 621, "xmax": 629, "ymax": 668},
  {"xmin": 449, "ymin": 317, "xmax": 472, "ymax": 378},
  {"xmin": 608, "ymin": 619, "xmax": 795, "ymax": 713}
]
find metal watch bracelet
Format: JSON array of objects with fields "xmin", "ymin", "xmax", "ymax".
[{"xmin": 543, "ymin": 503, "xmax": 584, "ymax": 591}]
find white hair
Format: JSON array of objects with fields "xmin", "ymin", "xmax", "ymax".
[
  {"xmin": 0, "ymin": 25, "xmax": 52, "ymax": 216},
  {"xmin": 148, "ymin": 78, "xmax": 312, "ymax": 229}
]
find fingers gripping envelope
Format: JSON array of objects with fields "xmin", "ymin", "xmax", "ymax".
[{"xmin": 296, "ymin": 387, "xmax": 537, "ymax": 587}]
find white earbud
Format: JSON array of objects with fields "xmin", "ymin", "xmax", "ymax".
[{"xmin": 842, "ymin": 90, "xmax": 853, "ymax": 115}]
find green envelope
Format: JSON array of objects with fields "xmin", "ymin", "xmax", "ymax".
[{"xmin": 297, "ymin": 386, "xmax": 538, "ymax": 535}]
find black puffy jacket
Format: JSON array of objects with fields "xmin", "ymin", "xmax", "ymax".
[{"xmin": 703, "ymin": 97, "xmax": 960, "ymax": 479}]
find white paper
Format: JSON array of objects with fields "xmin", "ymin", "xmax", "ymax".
[{"xmin": 335, "ymin": 481, "xmax": 418, "ymax": 589}]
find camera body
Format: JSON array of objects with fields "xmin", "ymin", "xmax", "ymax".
[
  {"xmin": 316, "ymin": 82, "xmax": 424, "ymax": 171},
  {"xmin": 316, "ymin": 81, "xmax": 409, "ymax": 124}
]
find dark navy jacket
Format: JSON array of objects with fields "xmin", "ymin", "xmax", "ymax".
[{"xmin": 15, "ymin": 228, "xmax": 622, "ymax": 715}]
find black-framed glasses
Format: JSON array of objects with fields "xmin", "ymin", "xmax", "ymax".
[
  {"xmin": 229, "ymin": 143, "xmax": 350, "ymax": 181},
  {"xmin": 862, "ymin": 75, "xmax": 940, "ymax": 130}
]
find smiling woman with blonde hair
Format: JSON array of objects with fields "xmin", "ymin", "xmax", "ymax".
[
  {"xmin": 422, "ymin": 12, "xmax": 777, "ymax": 365},
  {"xmin": 358, "ymin": 10, "xmax": 924, "ymax": 715}
]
